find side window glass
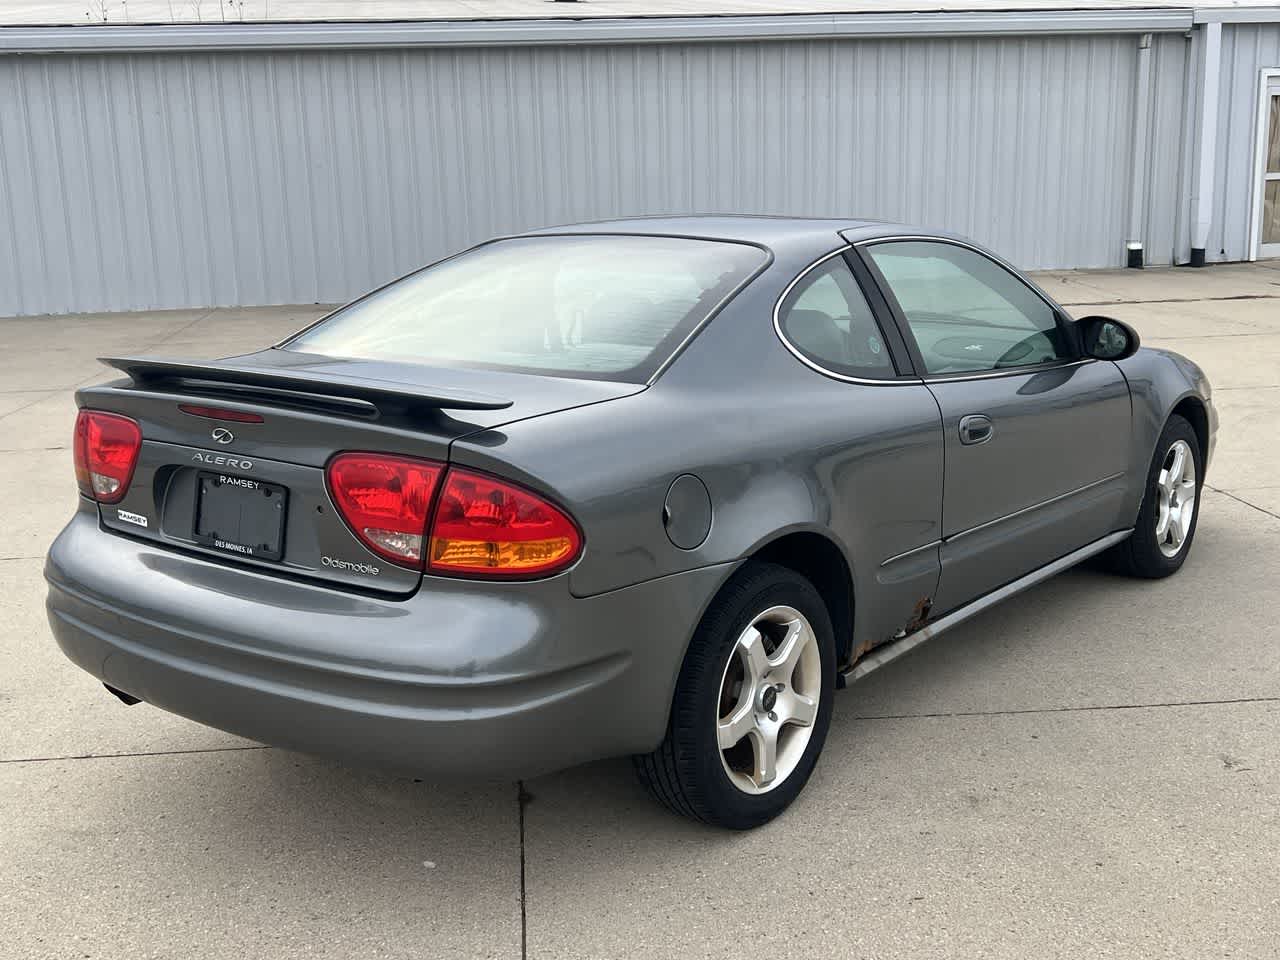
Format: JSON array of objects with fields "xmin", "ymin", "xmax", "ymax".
[
  {"xmin": 777, "ymin": 257, "xmax": 897, "ymax": 379},
  {"xmin": 866, "ymin": 241, "xmax": 1072, "ymax": 375}
]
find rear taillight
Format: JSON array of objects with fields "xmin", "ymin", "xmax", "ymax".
[
  {"xmin": 428, "ymin": 467, "xmax": 582, "ymax": 578},
  {"xmin": 325, "ymin": 453, "xmax": 582, "ymax": 578},
  {"xmin": 73, "ymin": 410, "xmax": 142, "ymax": 504},
  {"xmin": 325, "ymin": 453, "xmax": 444, "ymax": 567}
]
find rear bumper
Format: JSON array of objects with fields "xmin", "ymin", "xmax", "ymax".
[{"xmin": 46, "ymin": 504, "xmax": 731, "ymax": 778}]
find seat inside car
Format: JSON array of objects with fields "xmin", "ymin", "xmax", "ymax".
[{"xmin": 785, "ymin": 308, "xmax": 850, "ymax": 365}]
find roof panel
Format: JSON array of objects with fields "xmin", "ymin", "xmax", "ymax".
[{"xmin": 525, "ymin": 214, "xmax": 892, "ymax": 244}]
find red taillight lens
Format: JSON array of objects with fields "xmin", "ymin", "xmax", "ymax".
[
  {"xmin": 428, "ymin": 467, "xmax": 582, "ymax": 578},
  {"xmin": 73, "ymin": 410, "xmax": 142, "ymax": 504},
  {"xmin": 326, "ymin": 453, "xmax": 444, "ymax": 567},
  {"xmin": 326, "ymin": 453, "xmax": 582, "ymax": 578}
]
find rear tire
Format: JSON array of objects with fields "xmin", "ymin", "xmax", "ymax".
[
  {"xmin": 1105, "ymin": 414, "xmax": 1202, "ymax": 578},
  {"xmin": 633, "ymin": 562, "xmax": 835, "ymax": 829}
]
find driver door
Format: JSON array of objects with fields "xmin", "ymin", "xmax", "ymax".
[{"xmin": 859, "ymin": 239, "xmax": 1131, "ymax": 615}]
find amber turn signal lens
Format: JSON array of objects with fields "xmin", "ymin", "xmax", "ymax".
[{"xmin": 428, "ymin": 467, "xmax": 581, "ymax": 578}]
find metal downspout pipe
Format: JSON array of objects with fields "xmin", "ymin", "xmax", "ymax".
[
  {"xmin": 1127, "ymin": 32, "xmax": 1154, "ymax": 268},
  {"xmin": 1190, "ymin": 21, "xmax": 1222, "ymax": 267}
]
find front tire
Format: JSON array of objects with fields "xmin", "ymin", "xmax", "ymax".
[
  {"xmin": 1106, "ymin": 414, "xmax": 1202, "ymax": 578},
  {"xmin": 634, "ymin": 562, "xmax": 836, "ymax": 829}
]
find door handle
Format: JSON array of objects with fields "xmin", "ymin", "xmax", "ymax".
[{"xmin": 958, "ymin": 414, "xmax": 994, "ymax": 445}]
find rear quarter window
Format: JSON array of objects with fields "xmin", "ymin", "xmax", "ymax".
[{"xmin": 776, "ymin": 256, "xmax": 898, "ymax": 379}]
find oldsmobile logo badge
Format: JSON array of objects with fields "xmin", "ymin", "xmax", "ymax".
[{"xmin": 211, "ymin": 427, "xmax": 235, "ymax": 444}]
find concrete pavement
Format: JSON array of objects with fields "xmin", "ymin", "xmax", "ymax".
[{"xmin": 2, "ymin": 265, "xmax": 1278, "ymax": 958}]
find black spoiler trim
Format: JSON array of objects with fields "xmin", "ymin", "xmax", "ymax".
[{"xmin": 99, "ymin": 356, "xmax": 514, "ymax": 412}]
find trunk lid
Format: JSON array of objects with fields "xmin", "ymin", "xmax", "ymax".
[{"xmin": 79, "ymin": 348, "xmax": 641, "ymax": 594}]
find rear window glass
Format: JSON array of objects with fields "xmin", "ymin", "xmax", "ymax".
[{"xmin": 282, "ymin": 235, "xmax": 768, "ymax": 383}]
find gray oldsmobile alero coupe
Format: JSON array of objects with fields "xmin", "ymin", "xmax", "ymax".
[{"xmin": 46, "ymin": 217, "xmax": 1215, "ymax": 828}]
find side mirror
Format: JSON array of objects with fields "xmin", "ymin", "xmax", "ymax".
[{"xmin": 1078, "ymin": 315, "xmax": 1140, "ymax": 361}]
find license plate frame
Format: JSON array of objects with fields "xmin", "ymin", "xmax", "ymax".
[{"xmin": 192, "ymin": 471, "xmax": 289, "ymax": 562}]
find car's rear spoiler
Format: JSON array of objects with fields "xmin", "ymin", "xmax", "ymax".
[{"xmin": 99, "ymin": 356, "xmax": 514, "ymax": 415}]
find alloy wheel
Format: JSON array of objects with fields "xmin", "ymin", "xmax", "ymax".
[
  {"xmin": 716, "ymin": 605, "xmax": 822, "ymax": 795},
  {"xmin": 1155, "ymin": 438, "xmax": 1196, "ymax": 558}
]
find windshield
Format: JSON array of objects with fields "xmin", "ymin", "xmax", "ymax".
[{"xmin": 282, "ymin": 235, "xmax": 768, "ymax": 383}]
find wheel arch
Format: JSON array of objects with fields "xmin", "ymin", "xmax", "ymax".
[
  {"xmin": 746, "ymin": 530, "xmax": 855, "ymax": 668},
  {"xmin": 1124, "ymin": 391, "xmax": 1211, "ymax": 529},
  {"xmin": 653, "ymin": 525, "xmax": 858, "ymax": 741},
  {"xmin": 1170, "ymin": 394, "xmax": 1209, "ymax": 464},
  {"xmin": 1116, "ymin": 347, "xmax": 1215, "ymax": 524}
]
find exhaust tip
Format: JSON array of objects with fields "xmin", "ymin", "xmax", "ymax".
[{"xmin": 103, "ymin": 682, "xmax": 142, "ymax": 706}]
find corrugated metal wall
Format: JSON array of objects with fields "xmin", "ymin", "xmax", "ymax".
[
  {"xmin": 1146, "ymin": 31, "xmax": 1195, "ymax": 266},
  {"xmin": 0, "ymin": 34, "xmax": 1187, "ymax": 317},
  {"xmin": 1211, "ymin": 24, "xmax": 1280, "ymax": 262}
]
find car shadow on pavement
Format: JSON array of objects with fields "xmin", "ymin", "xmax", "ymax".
[
  {"xmin": 51, "ymin": 498, "xmax": 1264, "ymax": 901},
  {"xmin": 519, "ymin": 521, "xmax": 1259, "ymax": 845}
]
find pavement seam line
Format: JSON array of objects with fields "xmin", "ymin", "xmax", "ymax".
[
  {"xmin": 0, "ymin": 391, "xmax": 64, "ymax": 423},
  {"xmin": 0, "ymin": 308, "xmax": 224, "ymax": 445},
  {"xmin": 0, "ymin": 744, "xmax": 272, "ymax": 764},
  {"xmin": 54, "ymin": 307, "xmax": 223, "ymax": 395},
  {"xmin": 1205, "ymin": 483, "xmax": 1280, "ymax": 522},
  {"xmin": 143, "ymin": 307, "xmax": 220, "ymax": 350},
  {"xmin": 852, "ymin": 695, "xmax": 1280, "ymax": 722},
  {"xmin": 517, "ymin": 779, "xmax": 529, "ymax": 960},
  {"xmin": 1057, "ymin": 292, "xmax": 1280, "ymax": 306},
  {"xmin": 1147, "ymin": 332, "xmax": 1280, "ymax": 341}
]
